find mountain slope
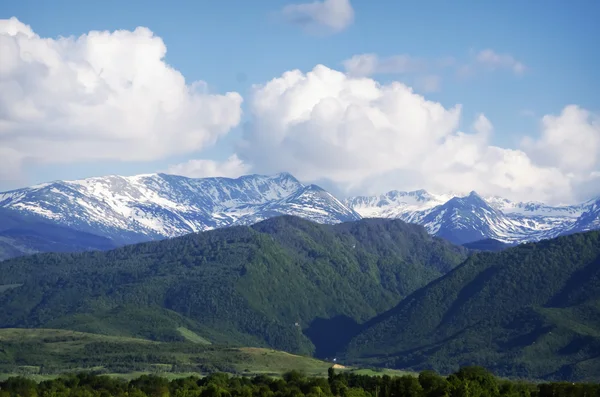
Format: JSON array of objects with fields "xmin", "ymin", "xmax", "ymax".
[
  {"xmin": 0, "ymin": 216, "xmax": 467, "ymax": 357},
  {"xmin": 343, "ymin": 231, "xmax": 600, "ymax": 382},
  {"xmin": 0, "ymin": 173, "xmax": 361, "ymax": 245},
  {"xmin": 0, "ymin": 208, "xmax": 116, "ymax": 261},
  {"xmin": 235, "ymin": 185, "xmax": 361, "ymax": 226},
  {"xmin": 566, "ymin": 198, "xmax": 600, "ymax": 234},
  {"xmin": 417, "ymin": 192, "xmax": 536, "ymax": 245},
  {"xmin": 344, "ymin": 190, "xmax": 453, "ymax": 222}
]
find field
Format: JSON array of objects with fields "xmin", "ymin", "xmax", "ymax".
[{"xmin": 0, "ymin": 328, "xmax": 336, "ymax": 379}]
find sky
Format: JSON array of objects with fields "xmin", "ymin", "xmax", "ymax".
[{"xmin": 0, "ymin": 0, "xmax": 599, "ymax": 204}]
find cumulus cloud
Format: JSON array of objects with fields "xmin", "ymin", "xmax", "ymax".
[
  {"xmin": 233, "ymin": 64, "xmax": 598, "ymax": 204},
  {"xmin": 475, "ymin": 49, "xmax": 526, "ymax": 75},
  {"xmin": 166, "ymin": 154, "xmax": 250, "ymax": 179},
  {"xmin": 522, "ymin": 105, "xmax": 600, "ymax": 174},
  {"xmin": 0, "ymin": 17, "xmax": 243, "ymax": 179},
  {"xmin": 281, "ymin": 0, "xmax": 354, "ymax": 34}
]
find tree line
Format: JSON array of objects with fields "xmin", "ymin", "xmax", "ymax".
[{"xmin": 1, "ymin": 366, "xmax": 599, "ymax": 397}]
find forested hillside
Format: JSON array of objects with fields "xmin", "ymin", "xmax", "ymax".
[
  {"xmin": 0, "ymin": 216, "xmax": 466, "ymax": 357},
  {"xmin": 345, "ymin": 231, "xmax": 600, "ymax": 382},
  {"xmin": 3, "ymin": 216, "xmax": 600, "ymax": 381}
]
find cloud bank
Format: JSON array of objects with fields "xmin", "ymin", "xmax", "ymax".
[
  {"xmin": 225, "ymin": 65, "xmax": 597, "ymax": 204},
  {"xmin": 0, "ymin": 17, "xmax": 243, "ymax": 181}
]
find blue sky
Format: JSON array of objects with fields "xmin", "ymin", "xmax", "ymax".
[{"xmin": 1, "ymin": 0, "xmax": 599, "ymax": 203}]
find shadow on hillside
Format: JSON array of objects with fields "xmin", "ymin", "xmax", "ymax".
[{"xmin": 304, "ymin": 315, "xmax": 361, "ymax": 358}]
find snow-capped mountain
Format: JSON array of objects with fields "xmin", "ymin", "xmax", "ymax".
[
  {"xmin": 567, "ymin": 198, "xmax": 600, "ymax": 234},
  {"xmin": 347, "ymin": 190, "xmax": 599, "ymax": 245},
  {"xmin": 344, "ymin": 190, "xmax": 454, "ymax": 223},
  {"xmin": 2, "ymin": 170, "xmax": 599, "ymax": 253},
  {"xmin": 417, "ymin": 192, "xmax": 542, "ymax": 244},
  {"xmin": 0, "ymin": 173, "xmax": 361, "ymax": 244}
]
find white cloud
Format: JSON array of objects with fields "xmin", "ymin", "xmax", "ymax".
[
  {"xmin": 0, "ymin": 17, "xmax": 243, "ymax": 179},
  {"xmin": 522, "ymin": 105, "xmax": 600, "ymax": 174},
  {"xmin": 473, "ymin": 113, "xmax": 493, "ymax": 136},
  {"xmin": 475, "ymin": 49, "xmax": 526, "ymax": 75},
  {"xmin": 342, "ymin": 53, "xmax": 424, "ymax": 77},
  {"xmin": 166, "ymin": 154, "xmax": 250, "ymax": 179},
  {"xmin": 234, "ymin": 64, "xmax": 598, "ymax": 204},
  {"xmin": 281, "ymin": 0, "xmax": 354, "ymax": 34}
]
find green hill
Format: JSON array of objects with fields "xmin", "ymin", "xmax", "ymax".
[
  {"xmin": 344, "ymin": 231, "xmax": 600, "ymax": 382},
  {"xmin": 0, "ymin": 328, "xmax": 334, "ymax": 378},
  {"xmin": 0, "ymin": 216, "xmax": 466, "ymax": 357}
]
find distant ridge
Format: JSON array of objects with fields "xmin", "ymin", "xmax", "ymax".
[
  {"xmin": 0, "ymin": 172, "xmax": 361, "ymax": 258},
  {"xmin": 346, "ymin": 189, "xmax": 599, "ymax": 245},
  {"xmin": 1, "ymin": 171, "xmax": 599, "ymax": 259}
]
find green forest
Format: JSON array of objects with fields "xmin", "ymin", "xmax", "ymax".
[
  {"xmin": 1, "ymin": 216, "xmax": 599, "ymax": 382},
  {"xmin": 344, "ymin": 230, "xmax": 600, "ymax": 382},
  {"xmin": 1, "ymin": 367, "xmax": 599, "ymax": 397},
  {"xmin": 0, "ymin": 217, "xmax": 466, "ymax": 356}
]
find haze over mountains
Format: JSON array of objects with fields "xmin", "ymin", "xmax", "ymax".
[{"xmin": 1, "ymin": 171, "xmax": 599, "ymax": 260}]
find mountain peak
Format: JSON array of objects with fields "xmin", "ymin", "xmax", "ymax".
[
  {"xmin": 270, "ymin": 172, "xmax": 302, "ymax": 184},
  {"xmin": 274, "ymin": 171, "xmax": 296, "ymax": 179},
  {"xmin": 444, "ymin": 191, "xmax": 489, "ymax": 208},
  {"xmin": 303, "ymin": 184, "xmax": 327, "ymax": 193}
]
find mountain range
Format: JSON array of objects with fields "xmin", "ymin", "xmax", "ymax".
[
  {"xmin": 346, "ymin": 190, "xmax": 598, "ymax": 245},
  {"xmin": 0, "ymin": 172, "xmax": 599, "ymax": 259},
  {"xmin": 1, "ymin": 216, "xmax": 598, "ymax": 382},
  {"xmin": 0, "ymin": 173, "xmax": 359, "ymax": 259}
]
